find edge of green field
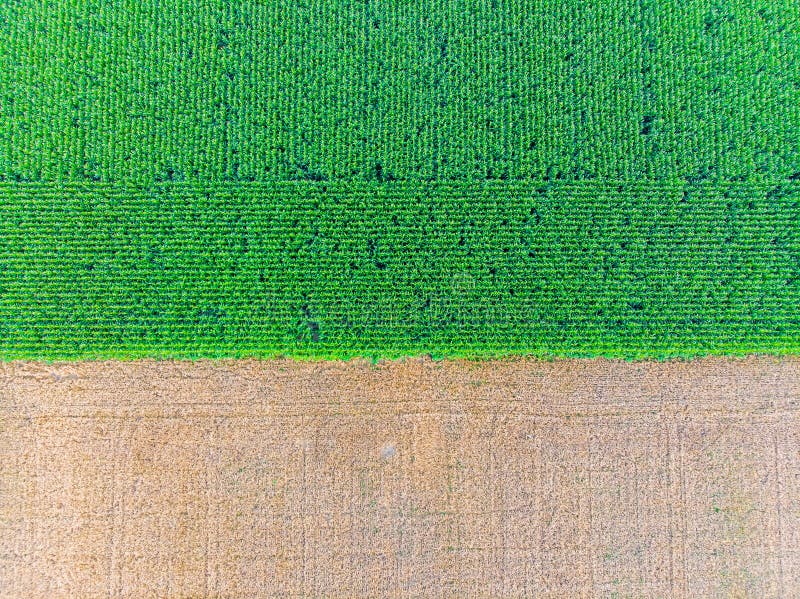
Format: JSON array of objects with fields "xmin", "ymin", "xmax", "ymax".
[{"xmin": 6, "ymin": 348, "xmax": 800, "ymax": 364}]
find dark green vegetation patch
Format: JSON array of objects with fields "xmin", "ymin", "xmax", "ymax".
[{"xmin": 0, "ymin": 1, "xmax": 798, "ymax": 359}]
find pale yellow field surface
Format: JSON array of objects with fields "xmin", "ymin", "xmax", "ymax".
[{"xmin": 2, "ymin": 356, "xmax": 799, "ymax": 597}]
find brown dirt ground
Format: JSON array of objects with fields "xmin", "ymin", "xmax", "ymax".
[{"xmin": 1, "ymin": 356, "xmax": 799, "ymax": 598}]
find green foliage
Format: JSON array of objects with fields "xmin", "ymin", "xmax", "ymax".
[
  {"xmin": 0, "ymin": 1, "xmax": 798, "ymax": 359},
  {"xmin": 1, "ymin": 0, "xmax": 797, "ymax": 184},
  {"xmin": 1, "ymin": 181, "xmax": 798, "ymax": 359}
]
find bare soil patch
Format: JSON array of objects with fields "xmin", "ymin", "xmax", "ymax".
[{"xmin": 2, "ymin": 356, "xmax": 799, "ymax": 597}]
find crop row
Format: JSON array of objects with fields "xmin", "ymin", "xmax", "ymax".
[
  {"xmin": 0, "ymin": 0, "xmax": 797, "ymax": 184},
  {"xmin": 1, "ymin": 181, "xmax": 797, "ymax": 359}
]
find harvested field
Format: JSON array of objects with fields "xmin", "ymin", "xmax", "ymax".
[{"xmin": 2, "ymin": 356, "xmax": 799, "ymax": 597}]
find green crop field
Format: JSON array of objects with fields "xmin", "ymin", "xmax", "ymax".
[{"xmin": 0, "ymin": 0, "xmax": 798, "ymax": 359}]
